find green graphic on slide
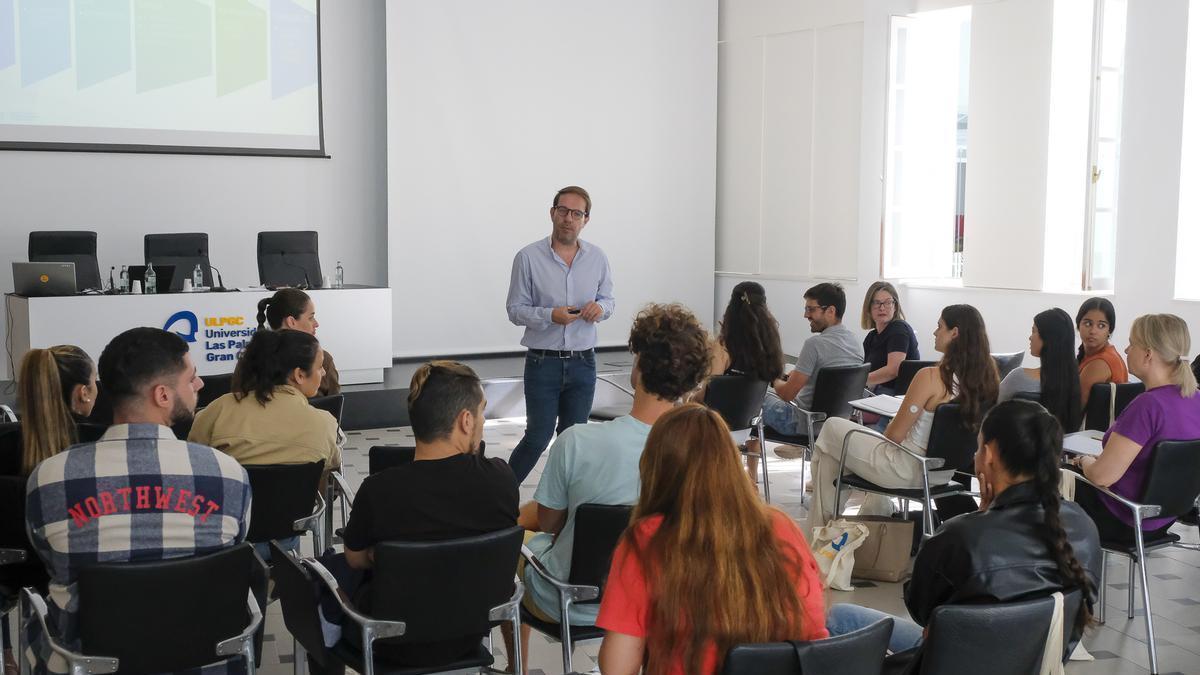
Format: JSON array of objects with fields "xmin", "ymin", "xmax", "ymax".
[
  {"xmin": 135, "ymin": 0, "xmax": 211, "ymax": 93},
  {"xmin": 216, "ymin": 0, "xmax": 266, "ymax": 96},
  {"xmin": 75, "ymin": 0, "xmax": 131, "ymax": 88}
]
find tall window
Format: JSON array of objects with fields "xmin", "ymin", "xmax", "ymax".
[
  {"xmin": 881, "ymin": 7, "xmax": 972, "ymax": 280},
  {"xmin": 1084, "ymin": 0, "xmax": 1127, "ymax": 291},
  {"xmin": 1176, "ymin": 0, "xmax": 1200, "ymax": 300}
]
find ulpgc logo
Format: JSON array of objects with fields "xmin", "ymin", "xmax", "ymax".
[{"xmin": 163, "ymin": 311, "xmax": 199, "ymax": 343}]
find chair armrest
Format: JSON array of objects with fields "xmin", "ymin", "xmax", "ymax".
[
  {"xmin": 293, "ymin": 492, "xmax": 328, "ymax": 534},
  {"xmin": 305, "ymin": 559, "xmax": 407, "ymax": 640},
  {"xmin": 0, "ymin": 548, "xmax": 27, "ymax": 565},
  {"xmin": 840, "ymin": 428, "xmax": 947, "ymax": 469},
  {"xmin": 20, "ymin": 588, "xmax": 119, "ymax": 674},
  {"xmin": 597, "ymin": 376, "xmax": 635, "ymax": 398},
  {"xmin": 330, "ymin": 470, "xmax": 356, "ymax": 508},
  {"xmin": 215, "ymin": 590, "xmax": 264, "ymax": 657},
  {"xmin": 783, "ymin": 399, "xmax": 828, "ymax": 425},
  {"xmin": 520, "ymin": 546, "xmax": 600, "ymax": 603},
  {"xmin": 1071, "ymin": 472, "xmax": 1163, "ymax": 519},
  {"xmin": 489, "ymin": 574, "xmax": 526, "ymax": 623}
]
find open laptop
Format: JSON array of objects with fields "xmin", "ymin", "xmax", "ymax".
[
  {"xmin": 128, "ymin": 265, "xmax": 176, "ymax": 292},
  {"xmin": 12, "ymin": 262, "xmax": 77, "ymax": 297}
]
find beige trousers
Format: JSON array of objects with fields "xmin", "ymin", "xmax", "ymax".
[{"xmin": 803, "ymin": 417, "xmax": 926, "ymax": 536}]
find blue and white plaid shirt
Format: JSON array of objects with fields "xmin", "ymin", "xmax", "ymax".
[{"xmin": 24, "ymin": 424, "xmax": 252, "ymax": 675}]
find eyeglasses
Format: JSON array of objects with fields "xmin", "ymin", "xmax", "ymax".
[
  {"xmin": 803, "ymin": 304, "xmax": 830, "ymax": 316},
  {"xmin": 871, "ymin": 299, "xmax": 896, "ymax": 309},
  {"xmin": 552, "ymin": 206, "xmax": 588, "ymax": 220}
]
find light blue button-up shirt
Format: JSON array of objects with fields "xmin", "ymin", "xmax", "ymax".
[{"xmin": 506, "ymin": 237, "xmax": 615, "ymax": 350}]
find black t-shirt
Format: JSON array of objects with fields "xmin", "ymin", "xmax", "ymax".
[
  {"xmin": 863, "ymin": 320, "xmax": 921, "ymax": 386},
  {"xmin": 340, "ymin": 452, "xmax": 519, "ymax": 666}
]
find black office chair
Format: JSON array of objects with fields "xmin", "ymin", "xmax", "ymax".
[
  {"xmin": 145, "ymin": 232, "xmax": 213, "ymax": 290},
  {"xmin": 522, "ymin": 503, "xmax": 632, "ymax": 673},
  {"xmin": 756, "ymin": 363, "xmax": 871, "ymax": 492},
  {"xmin": 835, "ymin": 404, "xmax": 975, "ymax": 537},
  {"xmin": 21, "ymin": 544, "xmax": 263, "ymax": 674},
  {"xmin": 0, "ymin": 423, "xmax": 21, "ymax": 476},
  {"xmin": 369, "ymin": 445, "xmax": 417, "ymax": 475},
  {"xmin": 198, "ymin": 372, "xmax": 235, "ymax": 410},
  {"xmin": 901, "ymin": 594, "xmax": 1059, "ymax": 674},
  {"xmin": 258, "ymin": 231, "xmax": 322, "ymax": 288},
  {"xmin": 720, "ymin": 616, "xmax": 893, "ymax": 675},
  {"xmin": 1074, "ymin": 440, "xmax": 1200, "ymax": 675},
  {"xmin": 891, "ymin": 360, "xmax": 937, "ymax": 396},
  {"xmin": 992, "ymin": 351, "xmax": 1025, "ymax": 381},
  {"xmin": 309, "ymin": 393, "xmax": 345, "ymax": 425},
  {"xmin": 1083, "ymin": 381, "xmax": 1146, "ymax": 432},
  {"xmin": 706, "ymin": 374, "xmax": 771, "ymax": 501},
  {"xmin": 2, "ymin": 475, "xmax": 48, "ymax": 650},
  {"xmin": 244, "ymin": 461, "xmax": 327, "ymax": 553},
  {"xmin": 275, "ymin": 527, "xmax": 526, "ymax": 675},
  {"xmin": 28, "ymin": 230, "xmax": 102, "ymax": 291}
]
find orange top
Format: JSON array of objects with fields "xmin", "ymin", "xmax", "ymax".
[{"xmin": 1080, "ymin": 343, "xmax": 1128, "ymax": 384}]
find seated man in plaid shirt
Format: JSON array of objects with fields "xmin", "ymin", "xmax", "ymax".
[{"xmin": 24, "ymin": 327, "xmax": 253, "ymax": 674}]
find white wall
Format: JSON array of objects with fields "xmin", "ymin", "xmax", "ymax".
[
  {"xmin": 0, "ymin": 1, "xmax": 387, "ymax": 380},
  {"xmin": 716, "ymin": 0, "xmax": 1200, "ymax": 360}
]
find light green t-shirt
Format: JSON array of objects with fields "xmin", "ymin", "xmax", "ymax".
[{"xmin": 524, "ymin": 414, "xmax": 651, "ymax": 624}]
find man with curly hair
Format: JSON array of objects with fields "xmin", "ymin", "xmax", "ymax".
[{"xmin": 503, "ymin": 303, "xmax": 711, "ymax": 670}]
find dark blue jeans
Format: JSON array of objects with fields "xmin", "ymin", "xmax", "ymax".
[{"xmin": 507, "ymin": 350, "xmax": 597, "ymax": 483}]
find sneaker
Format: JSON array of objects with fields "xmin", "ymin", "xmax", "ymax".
[{"xmin": 773, "ymin": 444, "xmax": 808, "ymax": 460}]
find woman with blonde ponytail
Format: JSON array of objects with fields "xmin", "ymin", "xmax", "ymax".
[
  {"xmin": 1072, "ymin": 313, "xmax": 1200, "ymax": 541},
  {"xmin": 16, "ymin": 345, "xmax": 97, "ymax": 475},
  {"xmin": 596, "ymin": 404, "xmax": 827, "ymax": 675}
]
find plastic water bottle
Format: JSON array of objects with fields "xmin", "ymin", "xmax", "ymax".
[
  {"xmin": 145, "ymin": 263, "xmax": 157, "ymax": 294},
  {"xmin": 119, "ymin": 265, "xmax": 129, "ymax": 293},
  {"xmin": 192, "ymin": 264, "xmax": 204, "ymax": 289},
  {"xmin": 335, "ymin": 261, "xmax": 344, "ymax": 288}
]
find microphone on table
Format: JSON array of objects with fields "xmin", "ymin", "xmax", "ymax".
[{"xmin": 278, "ymin": 251, "xmax": 312, "ymax": 289}]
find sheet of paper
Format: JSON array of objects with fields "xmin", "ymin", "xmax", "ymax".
[
  {"xmin": 849, "ymin": 394, "xmax": 904, "ymax": 417},
  {"xmin": 1063, "ymin": 430, "xmax": 1104, "ymax": 456}
]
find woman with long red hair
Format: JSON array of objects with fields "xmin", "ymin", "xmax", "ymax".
[{"xmin": 596, "ymin": 403, "xmax": 827, "ymax": 675}]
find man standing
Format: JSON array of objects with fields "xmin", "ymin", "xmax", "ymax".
[
  {"xmin": 505, "ymin": 186, "xmax": 615, "ymax": 483},
  {"xmin": 757, "ymin": 282, "xmax": 864, "ymax": 458},
  {"xmin": 25, "ymin": 328, "xmax": 252, "ymax": 675}
]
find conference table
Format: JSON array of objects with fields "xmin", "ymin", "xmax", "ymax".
[{"xmin": 5, "ymin": 285, "xmax": 393, "ymax": 384}]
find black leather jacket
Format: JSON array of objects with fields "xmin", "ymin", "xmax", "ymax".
[{"xmin": 905, "ymin": 481, "xmax": 1102, "ymax": 629}]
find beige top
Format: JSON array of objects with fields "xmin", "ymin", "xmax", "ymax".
[{"xmin": 189, "ymin": 385, "xmax": 340, "ymax": 470}]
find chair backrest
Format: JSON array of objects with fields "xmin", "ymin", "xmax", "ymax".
[
  {"xmin": 705, "ymin": 375, "xmax": 769, "ymax": 430},
  {"xmin": 309, "ymin": 394, "xmax": 345, "ymax": 425},
  {"xmin": 918, "ymin": 594, "xmax": 1055, "ymax": 675},
  {"xmin": 893, "ymin": 360, "xmax": 937, "ymax": 395},
  {"xmin": 371, "ymin": 526, "xmax": 524, "ymax": 642},
  {"xmin": 244, "ymin": 460, "xmax": 325, "ymax": 542},
  {"xmin": 0, "ymin": 422, "xmax": 20, "ymax": 476},
  {"xmin": 258, "ymin": 231, "xmax": 322, "ymax": 287},
  {"xmin": 992, "ymin": 351, "xmax": 1025, "ymax": 381},
  {"xmin": 197, "ymin": 372, "xmax": 235, "ymax": 410},
  {"xmin": 810, "ymin": 363, "xmax": 871, "ymax": 418},
  {"xmin": 925, "ymin": 403, "xmax": 978, "ymax": 474},
  {"xmin": 145, "ymin": 232, "xmax": 212, "ymax": 290},
  {"xmin": 720, "ymin": 617, "xmax": 893, "ymax": 675},
  {"xmin": 76, "ymin": 543, "xmax": 257, "ymax": 673},
  {"xmin": 0, "ymin": 475, "xmax": 31, "ymax": 554},
  {"xmin": 566, "ymin": 503, "xmax": 633, "ymax": 593},
  {"xmin": 28, "ymin": 230, "xmax": 102, "ymax": 290},
  {"xmin": 270, "ymin": 541, "xmax": 332, "ymax": 667},
  {"xmin": 369, "ymin": 445, "xmax": 416, "ymax": 474},
  {"xmin": 1139, "ymin": 440, "xmax": 1200, "ymax": 518},
  {"xmin": 1083, "ymin": 382, "xmax": 1146, "ymax": 432}
]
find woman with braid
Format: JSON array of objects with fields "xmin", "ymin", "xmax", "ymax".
[
  {"xmin": 256, "ymin": 288, "xmax": 340, "ymax": 395},
  {"xmin": 826, "ymin": 400, "xmax": 1101, "ymax": 657}
]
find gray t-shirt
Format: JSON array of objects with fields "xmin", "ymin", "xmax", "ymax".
[
  {"xmin": 998, "ymin": 367, "xmax": 1041, "ymax": 402},
  {"xmin": 792, "ymin": 322, "xmax": 866, "ymax": 409}
]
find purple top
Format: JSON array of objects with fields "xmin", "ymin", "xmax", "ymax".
[{"xmin": 1101, "ymin": 384, "xmax": 1200, "ymax": 530}]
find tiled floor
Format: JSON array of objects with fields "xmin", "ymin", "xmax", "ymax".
[{"xmin": 253, "ymin": 418, "xmax": 1200, "ymax": 675}]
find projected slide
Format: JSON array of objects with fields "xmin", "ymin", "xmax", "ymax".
[{"xmin": 0, "ymin": 0, "xmax": 323, "ymax": 154}]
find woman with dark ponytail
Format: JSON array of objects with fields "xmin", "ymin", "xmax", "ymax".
[
  {"xmin": 999, "ymin": 308, "xmax": 1082, "ymax": 431},
  {"xmin": 189, "ymin": 329, "xmax": 340, "ymax": 472},
  {"xmin": 1076, "ymin": 297, "xmax": 1127, "ymax": 408},
  {"xmin": 256, "ymin": 288, "xmax": 340, "ymax": 395},
  {"xmin": 14, "ymin": 345, "xmax": 97, "ymax": 475},
  {"xmin": 826, "ymin": 400, "xmax": 1102, "ymax": 657}
]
